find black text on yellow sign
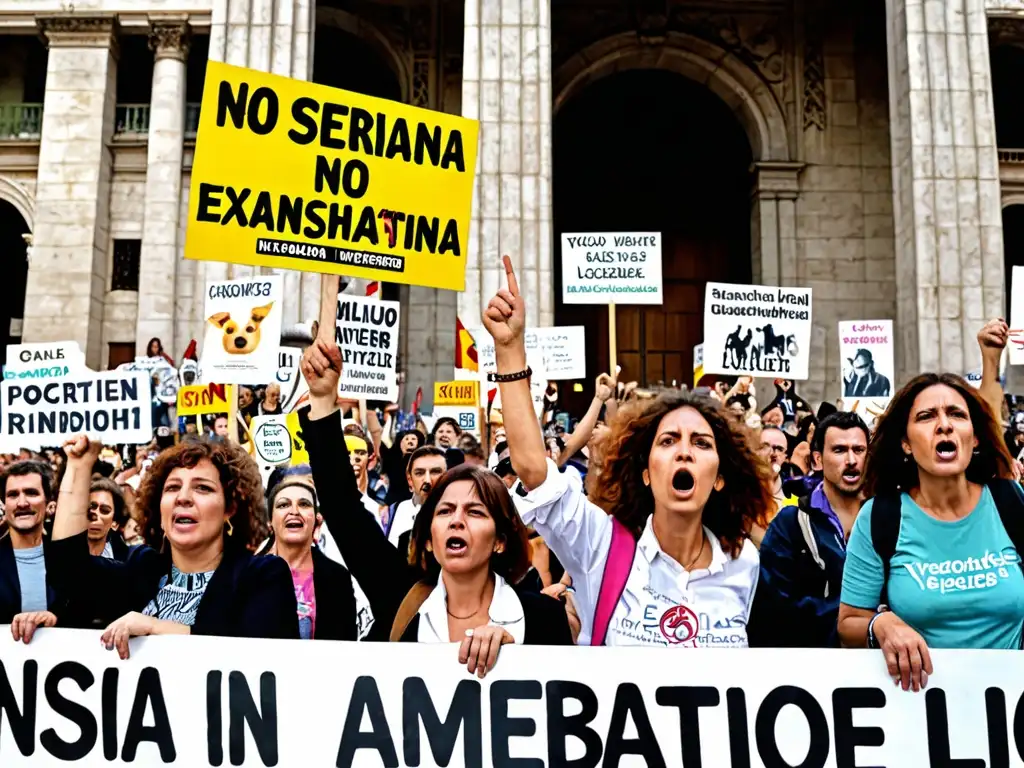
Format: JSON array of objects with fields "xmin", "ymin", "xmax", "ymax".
[{"xmin": 185, "ymin": 61, "xmax": 479, "ymax": 292}]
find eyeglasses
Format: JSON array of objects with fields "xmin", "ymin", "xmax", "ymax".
[{"xmin": 762, "ymin": 444, "xmax": 787, "ymax": 456}]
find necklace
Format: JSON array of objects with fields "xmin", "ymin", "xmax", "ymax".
[
  {"xmin": 446, "ymin": 602, "xmax": 485, "ymax": 620},
  {"xmin": 684, "ymin": 534, "xmax": 706, "ymax": 571}
]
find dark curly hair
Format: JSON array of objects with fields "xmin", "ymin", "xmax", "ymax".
[
  {"xmin": 408, "ymin": 463, "xmax": 532, "ymax": 584},
  {"xmin": 862, "ymin": 372, "xmax": 1014, "ymax": 498},
  {"xmin": 137, "ymin": 439, "xmax": 267, "ymax": 553},
  {"xmin": 589, "ymin": 391, "xmax": 772, "ymax": 557}
]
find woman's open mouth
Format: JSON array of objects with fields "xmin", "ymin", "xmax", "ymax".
[
  {"xmin": 445, "ymin": 536, "xmax": 468, "ymax": 556},
  {"xmin": 172, "ymin": 513, "xmax": 198, "ymax": 529},
  {"xmin": 935, "ymin": 440, "xmax": 958, "ymax": 462},
  {"xmin": 672, "ymin": 469, "xmax": 696, "ymax": 500},
  {"xmin": 284, "ymin": 519, "xmax": 304, "ymax": 530}
]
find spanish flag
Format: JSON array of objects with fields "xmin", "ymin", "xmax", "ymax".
[{"xmin": 455, "ymin": 317, "xmax": 479, "ymax": 372}]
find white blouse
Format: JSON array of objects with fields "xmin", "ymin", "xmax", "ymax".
[
  {"xmin": 515, "ymin": 459, "xmax": 759, "ymax": 647},
  {"xmin": 416, "ymin": 573, "xmax": 526, "ymax": 644}
]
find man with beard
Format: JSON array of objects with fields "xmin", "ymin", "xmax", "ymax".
[
  {"xmin": 0, "ymin": 461, "xmax": 66, "ymax": 638},
  {"xmin": 385, "ymin": 446, "xmax": 447, "ymax": 554},
  {"xmin": 748, "ymin": 412, "xmax": 869, "ymax": 647}
]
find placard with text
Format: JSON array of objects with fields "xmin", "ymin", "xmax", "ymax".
[
  {"xmin": 185, "ymin": 61, "xmax": 479, "ymax": 291},
  {"xmin": 703, "ymin": 283, "xmax": 813, "ymax": 380},
  {"xmin": 336, "ymin": 295, "xmax": 400, "ymax": 401},
  {"xmin": 560, "ymin": 232, "xmax": 663, "ymax": 304},
  {"xmin": 838, "ymin": 319, "xmax": 894, "ymax": 421},
  {"xmin": 202, "ymin": 276, "xmax": 283, "ymax": 384}
]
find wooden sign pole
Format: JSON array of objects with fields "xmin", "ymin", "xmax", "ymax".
[{"xmin": 608, "ymin": 303, "xmax": 618, "ymax": 374}]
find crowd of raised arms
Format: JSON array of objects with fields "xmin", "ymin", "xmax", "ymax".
[{"xmin": 4, "ymin": 256, "xmax": 1023, "ymax": 691}]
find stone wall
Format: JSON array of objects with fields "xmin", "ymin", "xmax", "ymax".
[{"xmin": 797, "ymin": 0, "xmax": 895, "ymax": 404}]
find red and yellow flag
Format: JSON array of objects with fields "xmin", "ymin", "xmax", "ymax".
[{"xmin": 455, "ymin": 317, "xmax": 479, "ymax": 372}]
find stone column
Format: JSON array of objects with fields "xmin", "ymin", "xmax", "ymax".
[
  {"xmin": 461, "ymin": 0, "xmax": 553, "ymax": 331},
  {"xmin": 22, "ymin": 15, "xmax": 118, "ymax": 369},
  {"xmin": 885, "ymin": 0, "xmax": 1002, "ymax": 380},
  {"xmin": 136, "ymin": 18, "xmax": 190, "ymax": 357},
  {"xmin": 195, "ymin": 0, "xmax": 315, "ymax": 341}
]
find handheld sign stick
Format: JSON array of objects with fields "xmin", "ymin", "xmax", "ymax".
[
  {"xmin": 318, "ymin": 275, "xmax": 341, "ymax": 350},
  {"xmin": 609, "ymin": 304, "xmax": 618, "ymax": 379}
]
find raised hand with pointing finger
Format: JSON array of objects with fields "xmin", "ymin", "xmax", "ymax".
[{"xmin": 482, "ymin": 255, "xmax": 526, "ymax": 350}]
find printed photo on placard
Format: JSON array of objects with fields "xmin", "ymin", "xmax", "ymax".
[
  {"xmin": 839, "ymin": 320, "xmax": 894, "ymax": 399},
  {"xmin": 202, "ymin": 276, "xmax": 283, "ymax": 384},
  {"xmin": 702, "ymin": 283, "xmax": 813, "ymax": 380},
  {"xmin": 336, "ymin": 295, "xmax": 400, "ymax": 402}
]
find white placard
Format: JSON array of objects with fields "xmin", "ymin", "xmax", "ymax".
[
  {"xmin": 703, "ymin": 283, "xmax": 813, "ymax": 380},
  {"xmin": 251, "ymin": 414, "xmax": 292, "ymax": 465},
  {"xmin": 202, "ymin": 276, "xmax": 283, "ymax": 384},
  {"xmin": 1010, "ymin": 266, "xmax": 1024, "ymax": 366},
  {"xmin": 839, "ymin": 320, "xmax": 894, "ymax": 418},
  {"xmin": 275, "ymin": 348, "xmax": 309, "ymax": 412},
  {"xmin": 336, "ymin": 295, "xmax": 400, "ymax": 402},
  {"xmin": 118, "ymin": 357, "xmax": 179, "ymax": 406},
  {"xmin": 3, "ymin": 630, "xmax": 1024, "ymax": 767},
  {"xmin": 468, "ymin": 326, "xmax": 546, "ymax": 413},
  {"xmin": 0, "ymin": 370, "xmax": 153, "ymax": 444},
  {"xmin": 561, "ymin": 231, "xmax": 663, "ymax": 304},
  {"xmin": 533, "ymin": 327, "xmax": 586, "ymax": 380},
  {"xmin": 4, "ymin": 341, "xmax": 87, "ymax": 380},
  {"xmin": 432, "ymin": 405, "xmax": 481, "ymax": 440}
]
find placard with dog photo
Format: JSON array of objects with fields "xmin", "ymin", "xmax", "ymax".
[
  {"xmin": 202, "ymin": 276, "xmax": 283, "ymax": 384},
  {"xmin": 702, "ymin": 282, "xmax": 813, "ymax": 380}
]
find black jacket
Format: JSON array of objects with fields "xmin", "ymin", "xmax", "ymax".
[
  {"xmin": 0, "ymin": 534, "xmax": 66, "ymax": 623},
  {"xmin": 49, "ymin": 531, "xmax": 299, "ymax": 639},
  {"xmin": 302, "ymin": 408, "xmax": 572, "ymax": 646},
  {"xmin": 309, "ymin": 546, "xmax": 358, "ymax": 641}
]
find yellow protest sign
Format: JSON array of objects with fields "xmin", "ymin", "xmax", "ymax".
[
  {"xmin": 434, "ymin": 380, "xmax": 479, "ymax": 407},
  {"xmin": 185, "ymin": 61, "xmax": 479, "ymax": 292},
  {"xmin": 249, "ymin": 412, "xmax": 308, "ymax": 467},
  {"xmin": 177, "ymin": 383, "xmax": 233, "ymax": 416}
]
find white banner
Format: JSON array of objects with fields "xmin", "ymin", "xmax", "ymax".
[
  {"xmin": 703, "ymin": 283, "xmax": 813, "ymax": 380},
  {"xmin": 202, "ymin": 276, "xmax": 283, "ymax": 384},
  {"xmin": 560, "ymin": 231, "xmax": 663, "ymax": 305},
  {"xmin": 532, "ymin": 327, "xmax": 586, "ymax": 380},
  {"xmin": 1, "ymin": 631, "xmax": 1022, "ymax": 767},
  {"xmin": 4, "ymin": 341, "xmax": 87, "ymax": 380},
  {"xmin": 0, "ymin": 370, "xmax": 153, "ymax": 445},
  {"xmin": 336, "ymin": 295, "xmax": 400, "ymax": 402},
  {"xmin": 838, "ymin": 320, "xmax": 894, "ymax": 420}
]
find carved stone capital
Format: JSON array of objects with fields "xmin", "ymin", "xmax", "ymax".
[
  {"xmin": 149, "ymin": 17, "xmax": 191, "ymax": 61},
  {"xmin": 753, "ymin": 162, "xmax": 806, "ymax": 200},
  {"xmin": 37, "ymin": 13, "xmax": 118, "ymax": 51}
]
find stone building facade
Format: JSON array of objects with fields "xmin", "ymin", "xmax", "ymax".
[{"xmin": 0, "ymin": 0, "xmax": 1023, "ymax": 407}]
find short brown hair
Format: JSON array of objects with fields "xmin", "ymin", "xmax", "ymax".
[
  {"xmin": 136, "ymin": 439, "xmax": 266, "ymax": 552},
  {"xmin": 89, "ymin": 477, "xmax": 128, "ymax": 527},
  {"xmin": 408, "ymin": 464, "xmax": 531, "ymax": 583},
  {"xmin": 406, "ymin": 445, "xmax": 447, "ymax": 475}
]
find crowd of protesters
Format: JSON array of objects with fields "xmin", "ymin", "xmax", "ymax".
[{"xmin": 3, "ymin": 257, "xmax": 1023, "ymax": 689}]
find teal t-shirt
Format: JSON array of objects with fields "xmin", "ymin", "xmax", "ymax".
[{"xmin": 841, "ymin": 487, "xmax": 1024, "ymax": 649}]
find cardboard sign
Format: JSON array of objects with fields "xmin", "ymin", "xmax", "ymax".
[
  {"xmin": 185, "ymin": 61, "xmax": 479, "ymax": 291},
  {"xmin": 250, "ymin": 412, "xmax": 308, "ymax": 467},
  {"xmin": 336, "ymin": 295, "xmax": 400, "ymax": 401},
  {"xmin": 561, "ymin": 232, "xmax": 663, "ymax": 305},
  {"xmin": 1, "ymin": 371, "xmax": 153, "ymax": 444},
  {"xmin": 434, "ymin": 380, "xmax": 479, "ymax": 407},
  {"xmin": 839, "ymin": 320, "xmax": 894, "ymax": 419},
  {"xmin": 177, "ymin": 383, "xmax": 233, "ymax": 416},
  {"xmin": 703, "ymin": 283, "xmax": 813, "ymax": 380},
  {"xmin": 533, "ymin": 327, "xmax": 586, "ymax": 380},
  {"xmin": 7, "ymin": 630, "xmax": 1024, "ymax": 767},
  {"xmin": 202, "ymin": 276, "xmax": 283, "ymax": 384},
  {"xmin": 4, "ymin": 341, "xmax": 87, "ymax": 380}
]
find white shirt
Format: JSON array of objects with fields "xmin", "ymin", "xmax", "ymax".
[
  {"xmin": 387, "ymin": 498, "xmax": 420, "ymax": 547},
  {"xmin": 416, "ymin": 573, "xmax": 526, "ymax": 644},
  {"xmin": 516, "ymin": 459, "xmax": 759, "ymax": 647}
]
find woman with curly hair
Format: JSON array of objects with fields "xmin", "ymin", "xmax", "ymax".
[
  {"xmin": 46, "ymin": 436, "xmax": 298, "ymax": 658},
  {"xmin": 839, "ymin": 371, "xmax": 1024, "ymax": 692},
  {"xmin": 489, "ymin": 257, "xmax": 771, "ymax": 647}
]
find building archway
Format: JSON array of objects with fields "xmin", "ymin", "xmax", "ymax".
[
  {"xmin": 0, "ymin": 198, "xmax": 30, "ymax": 366},
  {"xmin": 553, "ymin": 68, "xmax": 753, "ymax": 402}
]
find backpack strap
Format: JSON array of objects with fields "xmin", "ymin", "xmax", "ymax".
[
  {"xmin": 590, "ymin": 518, "xmax": 637, "ymax": 647},
  {"xmin": 870, "ymin": 494, "xmax": 902, "ymax": 609},
  {"xmin": 986, "ymin": 479, "xmax": 1024, "ymax": 556},
  {"xmin": 389, "ymin": 582, "xmax": 433, "ymax": 642}
]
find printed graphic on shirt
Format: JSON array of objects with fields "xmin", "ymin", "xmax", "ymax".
[
  {"xmin": 900, "ymin": 548, "xmax": 1020, "ymax": 595},
  {"xmin": 659, "ymin": 605, "xmax": 699, "ymax": 646},
  {"xmin": 292, "ymin": 569, "xmax": 315, "ymax": 640},
  {"xmin": 611, "ymin": 602, "xmax": 748, "ymax": 648}
]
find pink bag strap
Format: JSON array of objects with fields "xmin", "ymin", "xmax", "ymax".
[{"xmin": 590, "ymin": 518, "xmax": 637, "ymax": 646}]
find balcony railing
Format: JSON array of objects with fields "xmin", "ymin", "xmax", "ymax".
[
  {"xmin": 1000, "ymin": 148, "xmax": 1024, "ymax": 164},
  {"xmin": 115, "ymin": 102, "xmax": 202, "ymax": 137},
  {"xmin": 0, "ymin": 103, "xmax": 43, "ymax": 140}
]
